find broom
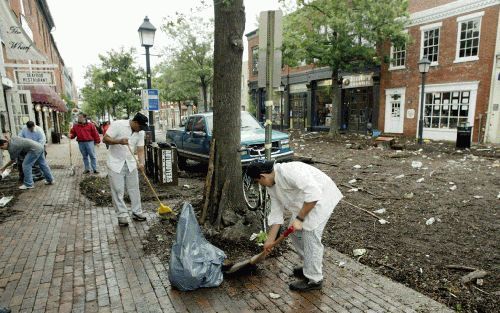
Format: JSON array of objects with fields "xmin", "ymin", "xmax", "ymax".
[{"xmin": 127, "ymin": 145, "xmax": 173, "ymax": 217}]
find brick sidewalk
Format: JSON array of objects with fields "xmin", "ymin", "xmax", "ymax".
[{"xmin": 0, "ymin": 140, "xmax": 453, "ymax": 313}]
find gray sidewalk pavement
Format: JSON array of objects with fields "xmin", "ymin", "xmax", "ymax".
[{"xmin": 0, "ymin": 140, "xmax": 453, "ymax": 312}]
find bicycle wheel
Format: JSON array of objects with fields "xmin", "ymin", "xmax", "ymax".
[
  {"xmin": 242, "ymin": 173, "xmax": 261, "ymax": 210},
  {"xmin": 260, "ymin": 190, "xmax": 271, "ymax": 232}
]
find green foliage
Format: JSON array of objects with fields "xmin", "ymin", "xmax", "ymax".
[
  {"xmin": 153, "ymin": 60, "xmax": 199, "ymax": 104},
  {"xmin": 60, "ymin": 94, "xmax": 75, "ymax": 135},
  {"xmin": 282, "ymin": 0, "xmax": 409, "ymax": 73},
  {"xmin": 160, "ymin": 11, "xmax": 213, "ymax": 110},
  {"xmin": 81, "ymin": 48, "xmax": 143, "ymax": 120}
]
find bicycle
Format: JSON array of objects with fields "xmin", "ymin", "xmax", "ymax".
[{"xmin": 241, "ymin": 147, "xmax": 273, "ymax": 233}]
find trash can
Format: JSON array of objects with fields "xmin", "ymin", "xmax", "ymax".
[
  {"xmin": 51, "ymin": 131, "xmax": 61, "ymax": 144},
  {"xmin": 157, "ymin": 142, "xmax": 178, "ymax": 186},
  {"xmin": 456, "ymin": 123, "xmax": 472, "ymax": 149}
]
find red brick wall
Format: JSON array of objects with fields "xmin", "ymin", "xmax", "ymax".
[
  {"xmin": 247, "ymin": 33, "xmax": 321, "ymax": 83},
  {"xmin": 379, "ymin": 5, "xmax": 499, "ymax": 141},
  {"xmin": 409, "ymin": 0, "xmax": 457, "ymax": 13}
]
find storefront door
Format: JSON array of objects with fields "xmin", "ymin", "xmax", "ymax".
[
  {"xmin": 384, "ymin": 88, "xmax": 405, "ymax": 133},
  {"xmin": 343, "ymin": 88, "xmax": 373, "ymax": 133},
  {"xmin": 290, "ymin": 93, "xmax": 307, "ymax": 130},
  {"xmin": 6, "ymin": 90, "xmax": 35, "ymax": 136}
]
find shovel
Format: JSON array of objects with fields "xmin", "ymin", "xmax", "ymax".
[
  {"xmin": 127, "ymin": 145, "xmax": 173, "ymax": 217},
  {"xmin": 224, "ymin": 226, "xmax": 295, "ymax": 275}
]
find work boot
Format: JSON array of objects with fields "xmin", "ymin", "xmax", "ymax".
[
  {"xmin": 132, "ymin": 212, "xmax": 147, "ymax": 221},
  {"xmin": 118, "ymin": 216, "xmax": 129, "ymax": 227},
  {"xmin": 83, "ymin": 170, "xmax": 90, "ymax": 174},
  {"xmin": 289, "ymin": 279, "xmax": 322, "ymax": 291},
  {"xmin": 45, "ymin": 180, "xmax": 54, "ymax": 185},
  {"xmin": 292, "ymin": 266, "xmax": 305, "ymax": 278},
  {"xmin": 93, "ymin": 170, "xmax": 99, "ymax": 174}
]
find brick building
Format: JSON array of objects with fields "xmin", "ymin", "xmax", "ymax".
[
  {"xmin": 380, "ymin": 0, "xmax": 500, "ymax": 143},
  {"xmin": 0, "ymin": 0, "xmax": 75, "ymax": 141},
  {"xmin": 247, "ymin": 29, "xmax": 379, "ymax": 133},
  {"xmin": 247, "ymin": 0, "xmax": 499, "ymax": 143}
]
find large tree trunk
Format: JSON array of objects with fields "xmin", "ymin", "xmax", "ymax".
[
  {"xmin": 329, "ymin": 69, "xmax": 340, "ymax": 136},
  {"xmin": 205, "ymin": 0, "xmax": 245, "ymax": 227}
]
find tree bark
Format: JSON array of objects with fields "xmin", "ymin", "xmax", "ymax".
[
  {"xmin": 202, "ymin": 80, "xmax": 208, "ymax": 112},
  {"xmin": 206, "ymin": 0, "xmax": 246, "ymax": 225},
  {"xmin": 177, "ymin": 101, "xmax": 182, "ymax": 125},
  {"xmin": 329, "ymin": 69, "xmax": 340, "ymax": 136}
]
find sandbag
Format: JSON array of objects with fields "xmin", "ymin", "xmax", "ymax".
[{"xmin": 168, "ymin": 202, "xmax": 226, "ymax": 291}]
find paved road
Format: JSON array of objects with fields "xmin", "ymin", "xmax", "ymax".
[{"xmin": 0, "ymin": 140, "xmax": 453, "ymax": 312}]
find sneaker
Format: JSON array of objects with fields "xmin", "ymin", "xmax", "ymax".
[
  {"xmin": 83, "ymin": 170, "xmax": 90, "ymax": 174},
  {"xmin": 118, "ymin": 217, "xmax": 129, "ymax": 227},
  {"xmin": 18, "ymin": 184, "xmax": 34, "ymax": 190},
  {"xmin": 44, "ymin": 180, "xmax": 54, "ymax": 185},
  {"xmin": 132, "ymin": 212, "xmax": 147, "ymax": 221},
  {"xmin": 93, "ymin": 170, "xmax": 99, "ymax": 174},
  {"xmin": 289, "ymin": 279, "xmax": 323, "ymax": 291},
  {"xmin": 292, "ymin": 266, "xmax": 306, "ymax": 278}
]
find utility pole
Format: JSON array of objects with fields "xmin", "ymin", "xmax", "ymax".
[{"xmin": 258, "ymin": 11, "xmax": 282, "ymax": 160}]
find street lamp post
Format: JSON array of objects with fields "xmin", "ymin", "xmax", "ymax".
[
  {"xmin": 418, "ymin": 57, "xmax": 431, "ymax": 144},
  {"xmin": 138, "ymin": 16, "xmax": 156, "ymax": 142}
]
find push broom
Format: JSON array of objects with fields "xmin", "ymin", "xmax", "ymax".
[{"xmin": 127, "ymin": 145, "xmax": 172, "ymax": 218}]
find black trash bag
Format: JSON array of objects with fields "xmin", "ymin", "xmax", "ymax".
[{"xmin": 168, "ymin": 202, "xmax": 226, "ymax": 291}]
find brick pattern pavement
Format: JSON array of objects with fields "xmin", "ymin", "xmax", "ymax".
[{"xmin": 0, "ymin": 141, "xmax": 453, "ymax": 312}]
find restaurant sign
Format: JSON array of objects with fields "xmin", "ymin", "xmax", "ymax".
[
  {"xmin": 0, "ymin": 0, "xmax": 46, "ymax": 61},
  {"xmin": 342, "ymin": 73, "xmax": 374, "ymax": 89},
  {"xmin": 15, "ymin": 70, "xmax": 55, "ymax": 86}
]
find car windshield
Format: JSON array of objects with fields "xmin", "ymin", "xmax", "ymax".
[{"xmin": 205, "ymin": 112, "xmax": 261, "ymax": 133}]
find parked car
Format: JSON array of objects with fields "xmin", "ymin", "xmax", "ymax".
[{"xmin": 166, "ymin": 111, "xmax": 294, "ymax": 168}]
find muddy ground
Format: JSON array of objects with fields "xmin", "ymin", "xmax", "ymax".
[
  {"xmin": 0, "ymin": 172, "xmax": 24, "ymax": 223},
  {"xmin": 80, "ymin": 133, "xmax": 499, "ymax": 313}
]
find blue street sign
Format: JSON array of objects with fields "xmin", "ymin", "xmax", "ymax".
[{"xmin": 142, "ymin": 89, "xmax": 160, "ymax": 111}]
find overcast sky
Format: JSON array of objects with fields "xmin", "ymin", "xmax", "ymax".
[{"xmin": 45, "ymin": 0, "xmax": 281, "ymax": 89}]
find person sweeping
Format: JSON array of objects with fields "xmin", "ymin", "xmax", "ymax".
[
  {"xmin": 103, "ymin": 113, "xmax": 148, "ymax": 227},
  {"xmin": 246, "ymin": 160, "xmax": 343, "ymax": 291}
]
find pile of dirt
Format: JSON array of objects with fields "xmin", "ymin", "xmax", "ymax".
[
  {"xmin": 79, "ymin": 175, "xmax": 205, "ymax": 207},
  {"xmin": 292, "ymin": 131, "xmax": 499, "ymax": 312}
]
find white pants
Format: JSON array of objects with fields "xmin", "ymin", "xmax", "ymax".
[
  {"xmin": 108, "ymin": 165, "xmax": 142, "ymax": 218},
  {"xmin": 289, "ymin": 217, "xmax": 329, "ymax": 283}
]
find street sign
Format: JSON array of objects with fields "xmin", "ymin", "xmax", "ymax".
[
  {"xmin": 258, "ymin": 10, "xmax": 283, "ymax": 89},
  {"xmin": 142, "ymin": 89, "xmax": 159, "ymax": 111}
]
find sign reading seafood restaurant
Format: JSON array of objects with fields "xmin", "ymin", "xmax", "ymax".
[{"xmin": 15, "ymin": 70, "xmax": 55, "ymax": 86}]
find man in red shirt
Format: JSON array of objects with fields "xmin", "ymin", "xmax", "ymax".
[{"xmin": 70, "ymin": 113, "xmax": 101, "ymax": 174}]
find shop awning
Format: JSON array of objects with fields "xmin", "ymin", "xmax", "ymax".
[
  {"xmin": 24, "ymin": 86, "xmax": 68, "ymax": 112},
  {"xmin": 0, "ymin": 0, "xmax": 47, "ymax": 62}
]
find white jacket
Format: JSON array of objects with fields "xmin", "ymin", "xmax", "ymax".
[{"xmin": 266, "ymin": 162, "xmax": 343, "ymax": 231}]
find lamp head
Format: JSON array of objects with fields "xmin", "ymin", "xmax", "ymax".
[
  {"xmin": 138, "ymin": 16, "xmax": 156, "ymax": 47},
  {"xmin": 418, "ymin": 57, "xmax": 431, "ymax": 74}
]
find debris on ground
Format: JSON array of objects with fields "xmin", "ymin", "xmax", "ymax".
[
  {"xmin": 353, "ymin": 249, "xmax": 367, "ymax": 257},
  {"xmin": 426, "ymin": 217, "xmax": 436, "ymax": 225},
  {"xmin": 411, "ymin": 161, "xmax": 423, "ymax": 169}
]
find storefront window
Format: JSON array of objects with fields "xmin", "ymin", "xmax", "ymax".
[{"xmin": 424, "ymin": 91, "xmax": 470, "ymax": 129}]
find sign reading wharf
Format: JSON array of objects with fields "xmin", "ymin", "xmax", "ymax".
[{"xmin": 15, "ymin": 70, "xmax": 55, "ymax": 86}]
